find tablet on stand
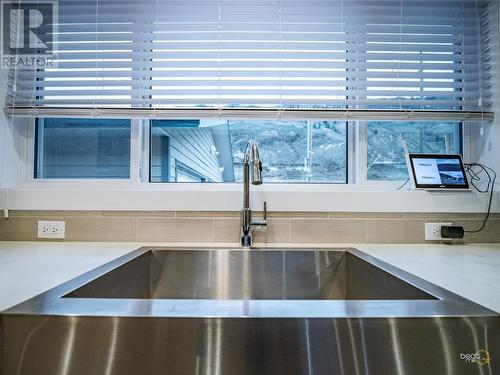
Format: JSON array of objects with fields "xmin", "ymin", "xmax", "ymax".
[{"xmin": 406, "ymin": 154, "xmax": 471, "ymax": 192}]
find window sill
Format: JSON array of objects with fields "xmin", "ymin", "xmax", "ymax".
[{"xmin": 1, "ymin": 186, "xmax": 497, "ymax": 213}]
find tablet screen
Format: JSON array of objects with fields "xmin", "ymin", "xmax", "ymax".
[{"xmin": 409, "ymin": 154, "xmax": 469, "ymax": 189}]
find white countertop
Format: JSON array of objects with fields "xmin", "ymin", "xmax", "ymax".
[{"xmin": 0, "ymin": 241, "xmax": 499, "ymax": 313}]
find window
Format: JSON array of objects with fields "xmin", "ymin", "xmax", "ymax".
[
  {"xmin": 150, "ymin": 119, "xmax": 347, "ymax": 183},
  {"xmin": 366, "ymin": 122, "xmax": 462, "ymax": 181},
  {"xmin": 34, "ymin": 118, "xmax": 463, "ymax": 184},
  {"xmin": 35, "ymin": 118, "xmax": 131, "ymax": 179},
  {"xmin": 33, "ymin": 117, "xmax": 466, "ymax": 184}
]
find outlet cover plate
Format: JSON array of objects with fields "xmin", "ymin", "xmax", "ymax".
[
  {"xmin": 425, "ymin": 222, "xmax": 452, "ymax": 241},
  {"xmin": 37, "ymin": 221, "xmax": 65, "ymax": 239}
]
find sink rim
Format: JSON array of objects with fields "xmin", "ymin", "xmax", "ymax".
[{"xmin": 4, "ymin": 246, "xmax": 497, "ymax": 318}]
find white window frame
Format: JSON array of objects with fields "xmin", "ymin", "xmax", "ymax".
[
  {"xmin": 3, "ymin": 115, "xmax": 490, "ymax": 214},
  {"xmin": 146, "ymin": 118, "xmax": 353, "ymax": 185},
  {"xmin": 20, "ymin": 116, "xmax": 473, "ymax": 189},
  {"xmin": 16, "ymin": 118, "xmax": 477, "ymax": 191},
  {"xmin": 25, "ymin": 117, "xmax": 144, "ymax": 186}
]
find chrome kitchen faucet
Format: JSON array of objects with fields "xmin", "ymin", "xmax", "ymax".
[{"xmin": 240, "ymin": 140, "xmax": 267, "ymax": 247}]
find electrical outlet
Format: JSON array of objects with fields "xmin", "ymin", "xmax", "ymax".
[
  {"xmin": 425, "ymin": 222, "xmax": 452, "ymax": 241},
  {"xmin": 37, "ymin": 221, "xmax": 65, "ymax": 239}
]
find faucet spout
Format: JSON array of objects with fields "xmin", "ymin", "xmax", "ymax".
[
  {"xmin": 241, "ymin": 140, "xmax": 267, "ymax": 248},
  {"xmin": 244, "ymin": 140, "xmax": 263, "ymax": 185}
]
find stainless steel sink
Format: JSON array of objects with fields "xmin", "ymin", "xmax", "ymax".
[
  {"xmin": 64, "ymin": 249, "xmax": 437, "ymax": 301},
  {"xmin": 1, "ymin": 247, "xmax": 498, "ymax": 375}
]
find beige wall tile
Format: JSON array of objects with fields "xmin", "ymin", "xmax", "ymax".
[
  {"xmin": 482, "ymin": 220, "xmax": 500, "ymax": 242},
  {"xmin": 175, "ymin": 211, "xmax": 239, "ymax": 218},
  {"xmin": 267, "ymin": 211, "xmax": 329, "ymax": 218},
  {"xmin": 7, "ymin": 210, "xmax": 27, "ymax": 217},
  {"xmin": 65, "ymin": 218, "xmax": 136, "ymax": 242},
  {"xmin": 136, "ymin": 218, "xmax": 213, "ymax": 242},
  {"xmin": 29, "ymin": 210, "xmax": 101, "ymax": 217},
  {"xmin": 100, "ymin": 211, "xmax": 175, "ymax": 218},
  {"xmin": 290, "ymin": 219, "xmax": 366, "ymax": 244},
  {"xmin": 0, "ymin": 218, "xmax": 38, "ymax": 241},
  {"xmin": 253, "ymin": 218, "xmax": 291, "ymax": 244},
  {"xmin": 402, "ymin": 212, "xmax": 484, "ymax": 220},
  {"xmin": 366, "ymin": 219, "xmax": 426, "ymax": 243},
  {"xmin": 0, "ymin": 211, "xmax": 498, "ymax": 243},
  {"xmin": 214, "ymin": 218, "xmax": 291, "ymax": 244},
  {"xmin": 214, "ymin": 218, "xmax": 240, "ymax": 243},
  {"xmin": 330, "ymin": 212, "xmax": 404, "ymax": 219}
]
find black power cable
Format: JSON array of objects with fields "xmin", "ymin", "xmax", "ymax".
[
  {"xmin": 464, "ymin": 162, "xmax": 497, "ymax": 233},
  {"xmin": 396, "ymin": 178, "xmax": 410, "ymax": 190}
]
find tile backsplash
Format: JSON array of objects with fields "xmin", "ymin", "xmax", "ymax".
[{"xmin": 0, "ymin": 210, "xmax": 499, "ymax": 243}]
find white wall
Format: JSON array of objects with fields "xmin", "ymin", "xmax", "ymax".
[
  {"xmin": 0, "ymin": 69, "xmax": 8, "ymax": 190},
  {"xmin": 477, "ymin": 1, "xmax": 500, "ymax": 186},
  {"xmin": 0, "ymin": 69, "xmax": 25, "ymax": 213},
  {"xmin": 4, "ymin": 185, "xmax": 499, "ymax": 213},
  {"xmin": 478, "ymin": 122, "xmax": 500, "ymax": 182},
  {"xmin": 0, "ymin": 69, "xmax": 12, "ymax": 211}
]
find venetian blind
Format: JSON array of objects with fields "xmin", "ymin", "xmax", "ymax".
[{"xmin": 6, "ymin": 0, "xmax": 493, "ymax": 112}]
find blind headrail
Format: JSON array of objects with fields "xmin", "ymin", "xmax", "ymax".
[{"xmin": 4, "ymin": 107, "xmax": 494, "ymax": 122}]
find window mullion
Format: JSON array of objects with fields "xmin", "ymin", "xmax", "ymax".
[
  {"xmin": 129, "ymin": 119, "xmax": 142, "ymax": 183},
  {"xmin": 141, "ymin": 119, "xmax": 151, "ymax": 183},
  {"xmin": 356, "ymin": 121, "xmax": 368, "ymax": 184}
]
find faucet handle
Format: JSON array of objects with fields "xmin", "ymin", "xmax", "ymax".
[
  {"xmin": 250, "ymin": 201, "xmax": 268, "ymax": 231},
  {"xmin": 251, "ymin": 219, "xmax": 267, "ymax": 231}
]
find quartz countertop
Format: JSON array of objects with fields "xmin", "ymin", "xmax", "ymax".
[{"xmin": 0, "ymin": 241, "xmax": 499, "ymax": 313}]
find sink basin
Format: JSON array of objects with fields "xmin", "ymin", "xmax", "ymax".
[
  {"xmin": 4, "ymin": 247, "xmax": 491, "ymax": 316},
  {"xmin": 64, "ymin": 250, "xmax": 436, "ymax": 300},
  {"xmin": 1, "ymin": 247, "xmax": 498, "ymax": 375}
]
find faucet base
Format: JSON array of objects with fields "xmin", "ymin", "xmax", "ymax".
[{"xmin": 241, "ymin": 234, "xmax": 252, "ymax": 248}]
